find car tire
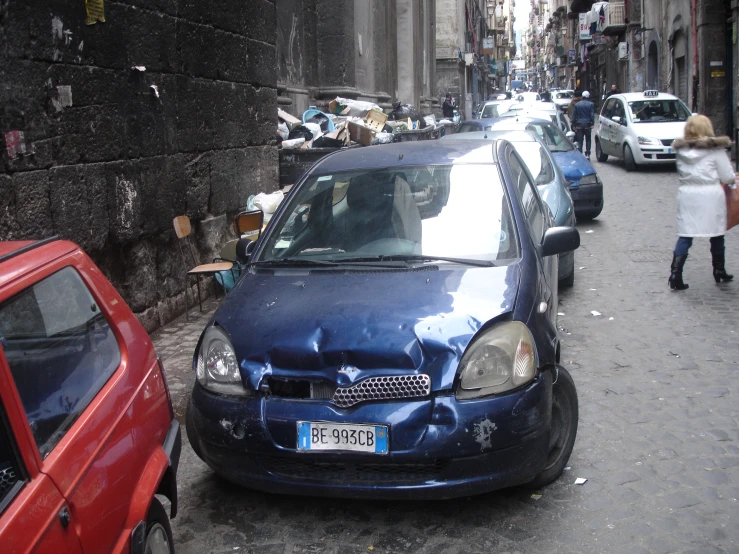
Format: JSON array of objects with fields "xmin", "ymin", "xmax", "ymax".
[
  {"xmin": 559, "ymin": 265, "xmax": 575, "ymax": 288},
  {"xmin": 185, "ymin": 398, "xmax": 205, "ymax": 461},
  {"xmin": 145, "ymin": 497, "xmax": 175, "ymax": 554},
  {"xmin": 526, "ymin": 366, "xmax": 578, "ymax": 489},
  {"xmin": 623, "ymin": 144, "xmax": 637, "ymax": 171},
  {"xmin": 595, "ymin": 138, "xmax": 608, "ymax": 162}
]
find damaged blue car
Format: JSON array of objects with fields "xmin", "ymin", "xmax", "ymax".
[{"xmin": 186, "ymin": 139, "xmax": 580, "ymax": 499}]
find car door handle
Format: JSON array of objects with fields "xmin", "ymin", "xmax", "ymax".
[{"xmin": 58, "ymin": 506, "xmax": 71, "ymax": 529}]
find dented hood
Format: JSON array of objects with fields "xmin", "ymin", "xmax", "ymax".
[
  {"xmin": 215, "ymin": 264, "xmax": 520, "ymax": 392},
  {"xmin": 550, "ymin": 149, "xmax": 597, "ymax": 182}
]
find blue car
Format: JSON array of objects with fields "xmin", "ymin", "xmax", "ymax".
[
  {"xmin": 186, "ymin": 140, "xmax": 580, "ymax": 499},
  {"xmin": 484, "ymin": 117, "xmax": 604, "ymax": 220}
]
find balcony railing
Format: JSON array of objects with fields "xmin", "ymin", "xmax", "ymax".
[{"xmin": 603, "ymin": 1, "xmax": 626, "ymax": 35}]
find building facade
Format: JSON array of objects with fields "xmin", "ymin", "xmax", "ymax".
[{"xmin": 276, "ymin": 0, "xmax": 438, "ymax": 115}]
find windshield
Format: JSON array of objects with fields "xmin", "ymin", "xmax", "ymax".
[
  {"xmin": 457, "ymin": 123, "xmax": 482, "ymax": 133},
  {"xmin": 481, "ymin": 104, "xmax": 500, "ymax": 118},
  {"xmin": 525, "ymin": 122, "xmax": 574, "ymax": 152},
  {"xmin": 259, "ymin": 165, "xmax": 520, "ymax": 264},
  {"xmin": 555, "ymin": 92, "xmax": 573, "ymax": 100},
  {"xmin": 628, "ymin": 99, "xmax": 691, "ymax": 123}
]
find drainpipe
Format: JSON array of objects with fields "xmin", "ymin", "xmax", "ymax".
[{"xmin": 691, "ymin": 0, "xmax": 698, "ymax": 112}]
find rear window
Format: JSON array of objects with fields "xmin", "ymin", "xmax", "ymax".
[
  {"xmin": 457, "ymin": 123, "xmax": 481, "ymax": 133},
  {"xmin": 481, "ymin": 104, "xmax": 500, "ymax": 118},
  {"xmin": 0, "ymin": 267, "xmax": 121, "ymax": 458}
]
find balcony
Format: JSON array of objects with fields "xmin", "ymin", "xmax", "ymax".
[{"xmin": 602, "ymin": 1, "xmax": 626, "ymax": 35}]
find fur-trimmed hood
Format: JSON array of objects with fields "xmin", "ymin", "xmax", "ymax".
[{"xmin": 672, "ymin": 136, "xmax": 732, "ymax": 150}]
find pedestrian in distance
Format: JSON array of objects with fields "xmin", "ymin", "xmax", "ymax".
[
  {"xmin": 567, "ymin": 90, "xmax": 582, "ymax": 120},
  {"xmin": 572, "ymin": 91, "xmax": 595, "ymax": 159},
  {"xmin": 668, "ymin": 115, "xmax": 735, "ymax": 290},
  {"xmin": 540, "ymin": 88, "xmax": 552, "ymax": 103},
  {"xmin": 442, "ymin": 93, "xmax": 456, "ymax": 119},
  {"xmin": 605, "ymin": 83, "xmax": 620, "ymax": 98}
]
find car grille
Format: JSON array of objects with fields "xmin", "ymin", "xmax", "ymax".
[
  {"xmin": 332, "ymin": 374, "xmax": 431, "ymax": 408},
  {"xmin": 261, "ymin": 456, "xmax": 448, "ymax": 482},
  {"xmin": 656, "ymin": 154, "xmax": 676, "ymax": 160},
  {"xmin": 661, "ymin": 139, "xmax": 675, "ymax": 146}
]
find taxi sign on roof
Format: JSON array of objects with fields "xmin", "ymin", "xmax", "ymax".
[{"xmin": 644, "ymin": 90, "xmax": 659, "ymax": 97}]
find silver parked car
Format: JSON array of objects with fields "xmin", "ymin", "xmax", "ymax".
[{"xmin": 441, "ymin": 130, "xmax": 576, "ymax": 286}]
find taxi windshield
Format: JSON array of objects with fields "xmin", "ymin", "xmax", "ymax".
[
  {"xmin": 258, "ymin": 165, "xmax": 520, "ymax": 264},
  {"xmin": 628, "ymin": 99, "xmax": 691, "ymax": 123}
]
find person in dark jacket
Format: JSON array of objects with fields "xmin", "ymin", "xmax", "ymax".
[
  {"xmin": 605, "ymin": 83, "xmax": 621, "ymax": 98},
  {"xmin": 572, "ymin": 90, "xmax": 595, "ymax": 159},
  {"xmin": 442, "ymin": 93, "xmax": 456, "ymax": 118},
  {"xmin": 540, "ymin": 88, "xmax": 552, "ymax": 103},
  {"xmin": 567, "ymin": 90, "xmax": 582, "ymax": 120}
]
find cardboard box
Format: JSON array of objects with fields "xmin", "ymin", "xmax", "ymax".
[
  {"xmin": 328, "ymin": 99, "xmax": 351, "ymax": 116},
  {"xmin": 277, "ymin": 108, "xmax": 302, "ymax": 125},
  {"xmin": 347, "ymin": 110, "xmax": 388, "ymax": 146}
]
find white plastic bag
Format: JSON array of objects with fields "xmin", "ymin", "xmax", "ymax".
[
  {"xmin": 281, "ymin": 137, "xmax": 305, "ymax": 150},
  {"xmin": 252, "ymin": 191, "xmax": 285, "ymax": 222}
]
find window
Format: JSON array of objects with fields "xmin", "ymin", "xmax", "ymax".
[
  {"xmin": 512, "ymin": 142, "xmax": 555, "ymax": 186},
  {"xmin": 525, "ymin": 122, "xmax": 574, "ymax": 152},
  {"xmin": 0, "ymin": 267, "xmax": 121, "ymax": 458},
  {"xmin": 601, "ymin": 98, "xmax": 616, "ymax": 118},
  {"xmin": 0, "ymin": 401, "xmax": 24, "ymax": 514},
  {"xmin": 627, "ymin": 100, "xmax": 690, "ymax": 122},
  {"xmin": 457, "ymin": 123, "xmax": 482, "ymax": 133},
  {"xmin": 481, "ymin": 104, "xmax": 500, "ymax": 118},
  {"xmin": 508, "ymin": 151, "xmax": 546, "ymax": 241}
]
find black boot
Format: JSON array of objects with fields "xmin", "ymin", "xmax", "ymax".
[
  {"xmin": 712, "ymin": 250, "xmax": 734, "ymax": 283},
  {"xmin": 669, "ymin": 254, "xmax": 689, "ymax": 290}
]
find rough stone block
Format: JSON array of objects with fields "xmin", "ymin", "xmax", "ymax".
[
  {"xmin": 136, "ymin": 306, "xmax": 161, "ymax": 334},
  {"xmin": 212, "ymin": 83, "xmax": 251, "ymax": 149},
  {"xmin": 156, "ymin": 230, "xmax": 187, "ymax": 300},
  {"xmin": 0, "ymin": 175, "xmax": 20, "ymax": 239},
  {"xmin": 175, "ymin": 77, "xmax": 216, "ymax": 152},
  {"xmin": 49, "ymin": 165, "xmax": 89, "ymax": 248},
  {"xmin": 178, "ymin": 0, "xmax": 248, "ymax": 36},
  {"xmin": 14, "ymin": 171, "xmax": 53, "ymax": 240},
  {"xmin": 106, "ymin": 162, "xmax": 143, "ymax": 244},
  {"xmin": 246, "ymin": 40, "xmax": 278, "ymax": 87},
  {"xmin": 209, "ymin": 148, "xmax": 249, "ymax": 215},
  {"xmin": 247, "ymin": 0, "xmax": 277, "ymax": 44},
  {"xmin": 195, "ymin": 214, "xmax": 231, "ymax": 263},
  {"xmin": 139, "ymin": 155, "xmax": 187, "ymax": 236},
  {"xmin": 119, "ymin": 4, "xmax": 178, "ymax": 73},
  {"xmin": 184, "ymin": 152, "xmax": 211, "ymax": 219},
  {"xmin": 253, "ymin": 86, "xmax": 278, "ymax": 146},
  {"xmin": 121, "ymin": 239, "xmax": 158, "ymax": 313},
  {"xmin": 178, "ymin": 22, "xmax": 248, "ymax": 82}
]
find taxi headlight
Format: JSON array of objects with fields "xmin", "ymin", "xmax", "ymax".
[
  {"xmin": 196, "ymin": 326, "xmax": 251, "ymax": 396},
  {"xmin": 578, "ymin": 173, "xmax": 599, "ymax": 185},
  {"xmin": 456, "ymin": 322, "xmax": 537, "ymax": 400},
  {"xmin": 637, "ymin": 136, "xmax": 661, "ymax": 146}
]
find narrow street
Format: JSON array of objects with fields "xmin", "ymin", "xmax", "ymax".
[{"xmin": 154, "ymin": 156, "xmax": 739, "ymax": 554}]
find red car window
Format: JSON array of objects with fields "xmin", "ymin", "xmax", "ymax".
[{"xmin": 0, "ymin": 267, "xmax": 121, "ymax": 458}]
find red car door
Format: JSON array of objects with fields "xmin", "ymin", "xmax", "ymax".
[{"xmin": 0, "ymin": 348, "xmax": 83, "ymax": 554}]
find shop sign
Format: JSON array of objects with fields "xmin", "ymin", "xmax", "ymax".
[{"xmin": 579, "ymin": 14, "xmax": 591, "ymax": 41}]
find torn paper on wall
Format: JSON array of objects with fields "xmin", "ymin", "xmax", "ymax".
[
  {"xmin": 85, "ymin": 0, "xmax": 105, "ymax": 25},
  {"xmin": 4, "ymin": 131, "xmax": 26, "ymax": 159}
]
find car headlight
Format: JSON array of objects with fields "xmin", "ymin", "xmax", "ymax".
[
  {"xmin": 456, "ymin": 322, "xmax": 537, "ymax": 400},
  {"xmin": 578, "ymin": 173, "xmax": 599, "ymax": 185},
  {"xmin": 196, "ymin": 326, "xmax": 251, "ymax": 396},
  {"xmin": 637, "ymin": 136, "xmax": 660, "ymax": 146}
]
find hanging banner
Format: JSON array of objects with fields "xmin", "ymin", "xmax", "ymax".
[
  {"xmin": 579, "ymin": 14, "xmax": 591, "ymax": 41},
  {"xmin": 85, "ymin": 0, "xmax": 105, "ymax": 25}
]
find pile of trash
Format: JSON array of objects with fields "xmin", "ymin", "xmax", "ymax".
[{"xmin": 277, "ymin": 97, "xmax": 445, "ymax": 151}]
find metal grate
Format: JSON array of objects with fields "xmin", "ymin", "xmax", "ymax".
[
  {"xmin": 261, "ymin": 456, "xmax": 447, "ymax": 483},
  {"xmin": 332, "ymin": 374, "xmax": 431, "ymax": 408}
]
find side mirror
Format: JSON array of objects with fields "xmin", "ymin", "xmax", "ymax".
[
  {"xmin": 692, "ymin": 112, "xmax": 698, "ymax": 116},
  {"xmin": 235, "ymin": 238, "xmax": 257, "ymax": 263},
  {"xmin": 565, "ymin": 131, "xmax": 575, "ymax": 139},
  {"xmin": 612, "ymin": 116, "xmax": 621, "ymax": 123},
  {"xmin": 541, "ymin": 226, "xmax": 580, "ymax": 257}
]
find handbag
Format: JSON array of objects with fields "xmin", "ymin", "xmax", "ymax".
[{"xmin": 724, "ymin": 184, "xmax": 739, "ymax": 230}]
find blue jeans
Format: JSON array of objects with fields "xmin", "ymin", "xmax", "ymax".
[{"xmin": 674, "ymin": 236, "xmax": 724, "ymax": 256}]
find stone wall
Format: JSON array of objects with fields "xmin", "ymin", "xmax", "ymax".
[{"xmin": 0, "ymin": 0, "xmax": 278, "ymax": 331}]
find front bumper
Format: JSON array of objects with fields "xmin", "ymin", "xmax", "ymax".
[
  {"xmin": 569, "ymin": 182, "xmax": 603, "ymax": 215},
  {"xmin": 635, "ymin": 145, "xmax": 676, "ymax": 164},
  {"xmin": 188, "ymin": 371, "xmax": 553, "ymax": 499}
]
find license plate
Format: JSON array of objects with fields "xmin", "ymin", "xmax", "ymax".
[
  {"xmin": 297, "ymin": 421, "xmax": 389, "ymax": 454},
  {"xmin": 667, "ymin": 147, "xmax": 673, "ymax": 154}
]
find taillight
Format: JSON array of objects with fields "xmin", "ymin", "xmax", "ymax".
[{"xmin": 158, "ymin": 357, "xmax": 174, "ymax": 419}]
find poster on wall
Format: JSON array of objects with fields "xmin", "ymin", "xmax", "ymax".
[{"xmin": 579, "ymin": 14, "xmax": 591, "ymax": 41}]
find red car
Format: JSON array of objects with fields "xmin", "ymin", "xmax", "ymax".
[{"xmin": 0, "ymin": 238, "xmax": 180, "ymax": 554}]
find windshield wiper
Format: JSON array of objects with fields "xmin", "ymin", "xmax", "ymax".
[
  {"xmin": 374, "ymin": 254, "xmax": 498, "ymax": 267},
  {"xmin": 251, "ymin": 258, "xmax": 342, "ymax": 267}
]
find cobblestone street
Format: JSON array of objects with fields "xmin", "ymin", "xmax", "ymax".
[{"xmin": 153, "ymin": 156, "xmax": 739, "ymax": 554}]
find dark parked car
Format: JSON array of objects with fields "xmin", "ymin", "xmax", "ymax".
[
  {"xmin": 456, "ymin": 119, "xmax": 500, "ymax": 133},
  {"xmin": 187, "ymin": 140, "xmax": 580, "ymax": 499}
]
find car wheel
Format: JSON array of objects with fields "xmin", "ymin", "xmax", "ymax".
[
  {"xmin": 185, "ymin": 398, "xmax": 204, "ymax": 461},
  {"xmin": 526, "ymin": 366, "xmax": 578, "ymax": 489},
  {"xmin": 145, "ymin": 497, "xmax": 174, "ymax": 554},
  {"xmin": 623, "ymin": 144, "xmax": 637, "ymax": 171},
  {"xmin": 559, "ymin": 265, "xmax": 575, "ymax": 287},
  {"xmin": 595, "ymin": 138, "xmax": 608, "ymax": 162}
]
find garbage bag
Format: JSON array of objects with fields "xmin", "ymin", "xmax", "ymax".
[
  {"xmin": 389, "ymin": 102, "xmax": 420, "ymax": 121},
  {"xmin": 288, "ymin": 125, "xmax": 314, "ymax": 142},
  {"xmin": 306, "ymin": 113, "xmax": 331, "ymax": 132},
  {"xmin": 253, "ymin": 191, "xmax": 285, "ymax": 223},
  {"xmin": 214, "ymin": 263, "xmax": 243, "ymax": 293}
]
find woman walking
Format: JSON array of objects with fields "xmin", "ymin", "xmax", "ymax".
[{"xmin": 669, "ymin": 115, "xmax": 735, "ymax": 290}]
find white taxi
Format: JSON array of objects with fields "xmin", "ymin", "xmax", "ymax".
[{"xmin": 594, "ymin": 91, "xmax": 693, "ymax": 171}]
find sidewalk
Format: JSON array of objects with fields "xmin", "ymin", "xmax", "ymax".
[{"xmin": 151, "ymin": 298, "xmax": 219, "ymax": 420}]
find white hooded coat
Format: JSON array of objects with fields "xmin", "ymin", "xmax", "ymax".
[{"xmin": 673, "ymin": 136, "xmax": 734, "ymax": 237}]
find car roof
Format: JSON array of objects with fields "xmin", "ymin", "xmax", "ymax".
[
  {"xmin": 443, "ymin": 130, "xmax": 538, "ymax": 143},
  {"xmin": 312, "ymin": 140, "xmax": 499, "ymax": 174},
  {"xmin": 459, "ymin": 118, "xmax": 499, "ymax": 126},
  {"xmin": 613, "ymin": 92, "xmax": 681, "ymax": 102},
  {"xmin": 0, "ymin": 238, "xmax": 77, "ymax": 290}
]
